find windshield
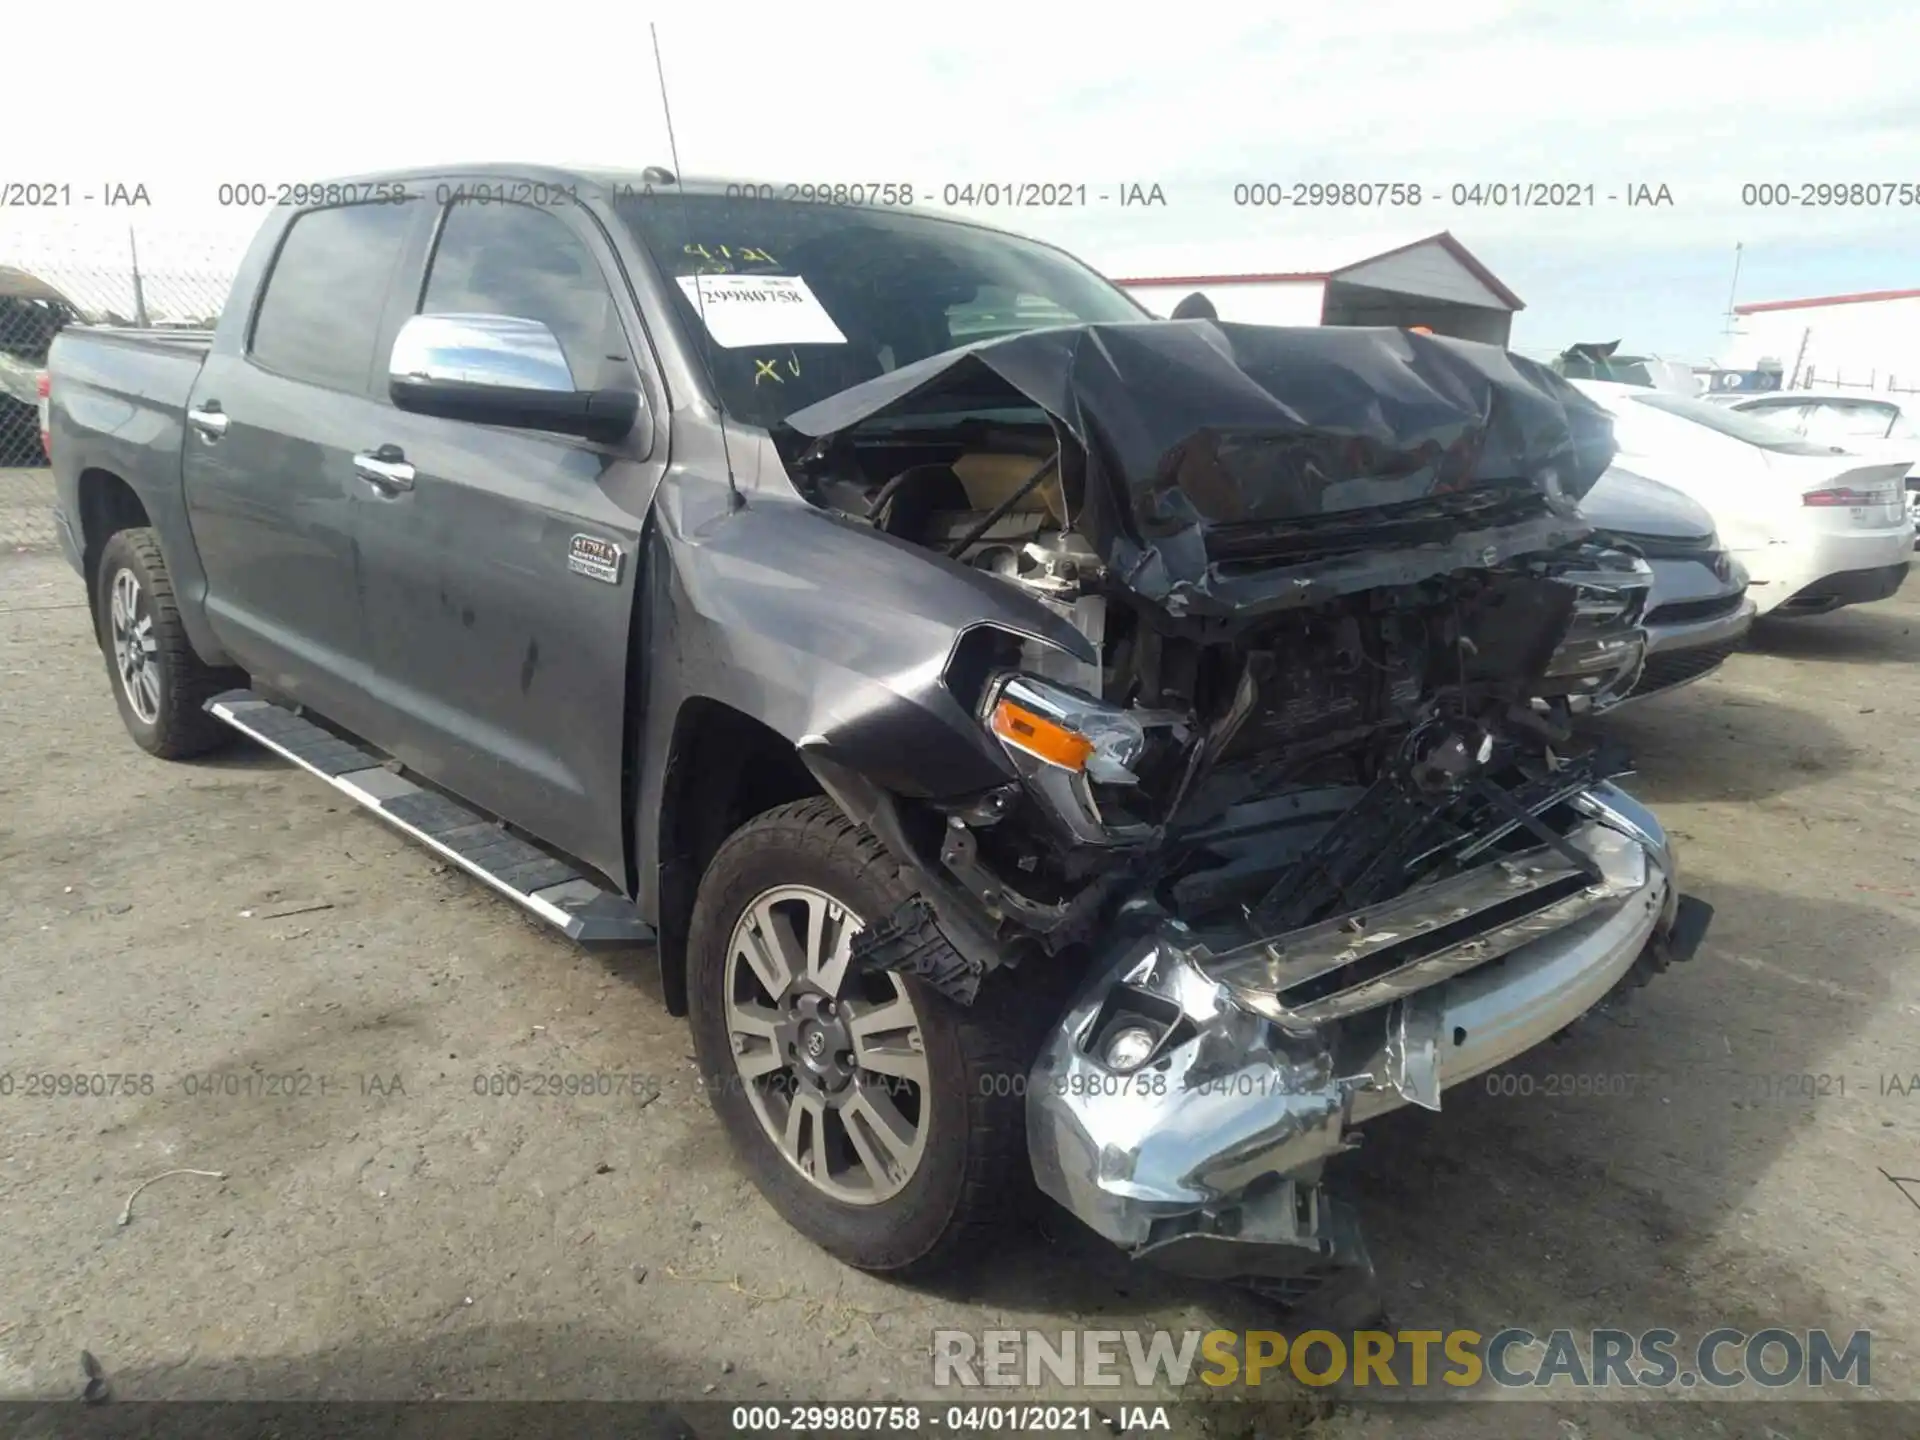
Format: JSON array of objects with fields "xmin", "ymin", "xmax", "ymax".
[
  {"xmin": 614, "ymin": 195, "xmax": 1148, "ymax": 428},
  {"xmin": 1627, "ymin": 390, "xmax": 1845, "ymax": 455}
]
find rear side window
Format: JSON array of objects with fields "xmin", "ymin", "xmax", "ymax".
[
  {"xmin": 1733, "ymin": 399, "xmax": 1811, "ymax": 429},
  {"xmin": 250, "ymin": 201, "xmax": 417, "ymax": 391},
  {"xmin": 420, "ymin": 200, "xmax": 629, "ymax": 389},
  {"xmin": 1629, "ymin": 390, "xmax": 1840, "ymax": 454},
  {"xmin": 1800, "ymin": 401, "xmax": 1901, "ymax": 442}
]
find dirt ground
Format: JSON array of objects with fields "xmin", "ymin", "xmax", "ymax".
[{"xmin": 3, "ymin": 473, "xmax": 1919, "ymax": 1439}]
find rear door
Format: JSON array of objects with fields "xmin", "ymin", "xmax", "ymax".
[
  {"xmin": 182, "ymin": 196, "xmax": 424, "ymax": 734},
  {"xmin": 345, "ymin": 194, "xmax": 664, "ymax": 886}
]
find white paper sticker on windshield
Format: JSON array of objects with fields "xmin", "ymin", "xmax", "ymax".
[{"xmin": 675, "ymin": 274, "xmax": 848, "ymax": 349}]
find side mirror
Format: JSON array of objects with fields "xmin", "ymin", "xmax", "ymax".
[{"xmin": 388, "ymin": 313, "xmax": 642, "ymax": 445}]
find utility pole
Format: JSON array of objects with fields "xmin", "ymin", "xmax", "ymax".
[
  {"xmin": 1721, "ymin": 242, "xmax": 1743, "ymax": 339},
  {"xmin": 129, "ymin": 227, "xmax": 150, "ymax": 328}
]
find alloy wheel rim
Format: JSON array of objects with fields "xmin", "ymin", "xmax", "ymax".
[
  {"xmin": 723, "ymin": 884, "xmax": 930, "ymax": 1206},
  {"xmin": 109, "ymin": 568, "xmax": 159, "ymax": 725}
]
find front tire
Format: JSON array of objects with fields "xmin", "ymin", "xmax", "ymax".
[
  {"xmin": 93, "ymin": 528, "xmax": 239, "ymax": 759},
  {"xmin": 687, "ymin": 798, "xmax": 1035, "ymax": 1275}
]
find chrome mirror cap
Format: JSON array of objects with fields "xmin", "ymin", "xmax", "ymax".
[{"xmin": 389, "ymin": 313, "xmax": 575, "ymax": 393}]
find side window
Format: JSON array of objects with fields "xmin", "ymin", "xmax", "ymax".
[
  {"xmin": 1739, "ymin": 400, "xmax": 1811, "ymax": 433},
  {"xmin": 251, "ymin": 201, "xmax": 417, "ymax": 392},
  {"xmin": 1801, "ymin": 402, "xmax": 1900, "ymax": 442},
  {"xmin": 421, "ymin": 201, "xmax": 629, "ymax": 389}
]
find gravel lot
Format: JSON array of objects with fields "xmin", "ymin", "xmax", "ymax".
[{"xmin": 3, "ymin": 478, "xmax": 1919, "ymax": 1439}]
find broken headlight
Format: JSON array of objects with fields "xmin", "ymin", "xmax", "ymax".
[
  {"xmin": 1538, "ymin": 553, "xmax": 1652, "ymax": 708},
  {"xmin": 981, "ymin": 674, "xmax": 1186, "ymax": 846}
]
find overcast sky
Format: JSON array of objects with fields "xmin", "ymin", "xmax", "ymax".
[{"xmin": 9, "ymin": 0, "xmax": 1916, "ymax": 360}]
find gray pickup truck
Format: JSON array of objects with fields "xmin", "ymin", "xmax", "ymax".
[{"xmin": 46, "ymin": 165, "xmax": 1710, "ymax": 1301}]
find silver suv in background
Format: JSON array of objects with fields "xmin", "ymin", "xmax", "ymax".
[{"xmin": 1580, "ymin": 467, "xmax": 1753, "ymax": 701}]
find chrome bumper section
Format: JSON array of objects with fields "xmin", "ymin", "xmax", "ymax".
[{"xmin": 1026, "ymin": 784, "xmax": 1687, "ymax": 1275}]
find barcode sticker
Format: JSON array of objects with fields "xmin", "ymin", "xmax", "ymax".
[{"xmin": 675, "ymin": 274, "xmax": 848, "ymax": 349}]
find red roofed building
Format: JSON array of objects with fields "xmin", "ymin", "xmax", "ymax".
[
  {"xmin": 1107, "ymin": 231, "xmax": 1523, "ymax": 344},
  {"xmin": 1727, "ymin": 288, "xmax": 1920, "ymax": 393}
]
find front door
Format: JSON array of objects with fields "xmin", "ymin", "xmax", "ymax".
[{"xmin": 346, "ymin": 194, "xmax": 662, "ymax": 886}]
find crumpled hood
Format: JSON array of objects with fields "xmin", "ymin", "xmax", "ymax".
[
  {"xmin": 783, "ymin": 321, "xmax": 1617, "ymax": 615},
  {"xmin": 1580, "ymin": 466, "xmax": 1716, "ymax": 543}
]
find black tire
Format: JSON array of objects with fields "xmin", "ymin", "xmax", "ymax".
[
  {"xmin": 93, "ymin": 528, "xmax": 240, "ymax": 759},
  {"xmin": 687, "ymin": 797, "xmax": 1039, "ymax": 1276}
]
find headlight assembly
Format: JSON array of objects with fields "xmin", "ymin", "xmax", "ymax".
[{"xmin": 981, "ymin": 674, "xmax": 1185, "ymax": 845}]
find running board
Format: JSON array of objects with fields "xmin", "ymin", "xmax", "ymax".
[{"xmin": 205, "ymin": 690, "xmax": 653, "ymax": 948}]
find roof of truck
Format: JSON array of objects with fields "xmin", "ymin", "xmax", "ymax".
[
  {"xmin": 328, "ymin": 161, "xmax": 715, "ymax": 188},
  {"xmin": 329, "ymin": 162, "xmax": 953, "ymax": 215},
  {"xmin": 318, "ymin": 162, "xmax": 1058, "ymax": 248}
]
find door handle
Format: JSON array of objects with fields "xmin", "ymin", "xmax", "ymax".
[
  {"xmin": 353, "ymin": 448, "xmax": 415, "ymax": 494},
  {"xmin": 187, "ymin": 405, "xmax": 228, "ymax": 438}
]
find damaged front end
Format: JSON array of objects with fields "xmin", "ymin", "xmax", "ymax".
[
  {"xmin": 1026, "ymin": 783, "xmax": 1708, "ymax": 1293},
  {"xmin": 781, "ymin": 322, "xmax": 1709, "ymax": 1294}
]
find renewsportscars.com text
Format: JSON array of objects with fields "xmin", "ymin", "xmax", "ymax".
[{"xmin": 933, "ymin": 1327, "xmax": 1872, "ymax": 1392}]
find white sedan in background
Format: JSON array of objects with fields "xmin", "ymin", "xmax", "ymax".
[
  {"xmin": 1711, "ymin": 388, "xmax": 1920, "ymax": 535},
  {"xmin": 1707, "ymin": 387, "xmax": 1920, "ymax": 441},
  {"xmin": 1569, "ymin": 379, "xmax": 1915, "ymax": 617}
]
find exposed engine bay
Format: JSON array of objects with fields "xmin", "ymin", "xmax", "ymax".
[{"xmin": 786, "ymin": 411, "xmax": 1651, "ymax": 975}]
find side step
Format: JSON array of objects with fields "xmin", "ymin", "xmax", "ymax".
[{"xmin": 206, "ymin": 690, "xmax": 653, "ymax": 948}]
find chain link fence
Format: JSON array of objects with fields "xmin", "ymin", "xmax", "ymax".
[
  {"xmin": 1798, "ymin": 366, "xmax": 1920, "ymax": 395},
  {"xmin": 0, "ymin": 280, "xmax": 65, "ymax": 470},
  {"xmin": 1, "ymin": 254, "xmax": 234, "ymax": 467},
  {"xmin": 1, "ymin": 249, "xmax": 234, "ymax": 551}
]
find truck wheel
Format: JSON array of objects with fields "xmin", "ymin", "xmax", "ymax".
[
  {"xmin": 93, "ymin": 528, "xmax": 238, "ymax": 759},
  {"xmin": 687, "ymin": 798, "xmax": 1034, "ymax": 1276}
]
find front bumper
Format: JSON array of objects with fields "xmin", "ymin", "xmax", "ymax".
[
  {"xmin": 1645, "ymin": 592, "xmax": 1754, "ymax": 656},
  {"xmin": 1609, "ymin": 550, "xmax": 1753, "ymax": 704},
  {"xmin": 1621, "ymin": 592, "xmax": 1755, "ymax": 701},
  {"xmin": 1026, "ymin": 783, "xmax": 1704, "ymax": 1279}
]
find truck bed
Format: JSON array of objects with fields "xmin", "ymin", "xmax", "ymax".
[
  {"xmin": 65, "ymin": 326, "xmax": 215, "ymax": 353},
  {"xmin": 49, "ymin": 326, "xmax": 211, "ymax": 445},
  {"xmin": 57, "ymin": 326, "xmax": 213, "ymax": 375},
  {"xmin": 46, "ymin": 323, "xmax": 216, "ymax": 578}
]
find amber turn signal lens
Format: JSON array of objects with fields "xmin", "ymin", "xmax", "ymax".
[{"xmin": 990, "ymin": 698, "xmax": 1094, "ymax": 771}]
